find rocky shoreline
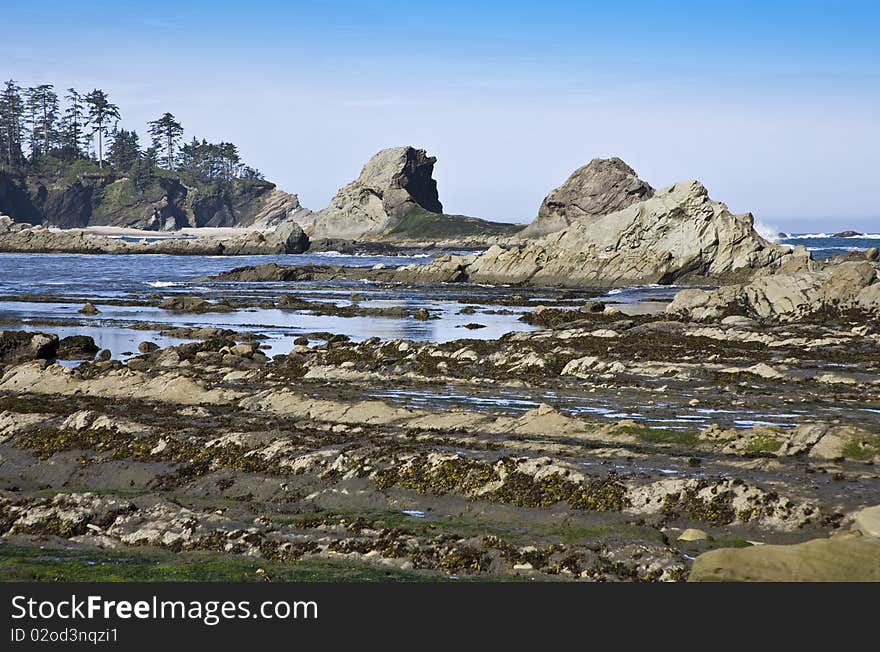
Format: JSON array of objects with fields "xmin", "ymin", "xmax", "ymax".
[
  {"xmin": 1, "ymin": 257, "xmax": 878, "ymax": 580},
  {"xmin": 2, "ymin": 150, "xmax": 879, "ymax": 581}
]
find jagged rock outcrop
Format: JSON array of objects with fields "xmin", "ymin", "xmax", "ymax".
[
  {"xmin": 400, "ymin": 180, "xmax": 791, "ymax": 287},
  {"xmin": 0, "ymin": 220, "xmax": 308, "ymax": 255},
  {"xmin": 308, "ymin": 146, "xmax": 443, "ymax": 239},
  {"xmin": 520, "ymin": 157, "xmax": 654, "ymax": 238},
  {"xmin": 667, "ymin": 259, "xmax": 880, "ymax": 322}
]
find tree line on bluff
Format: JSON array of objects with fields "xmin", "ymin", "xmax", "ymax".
[{"xmin": 0, "ymin": 79, "xmax": 263, "ymax": 188}]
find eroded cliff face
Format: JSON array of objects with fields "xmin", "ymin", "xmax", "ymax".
[
  {"xmin": 0, "ymin": 169, "xmax": 308, "ymax": 231},
  {"xmin": 520, "ymin": 157, "xmax": 654, "ymax": 238}
]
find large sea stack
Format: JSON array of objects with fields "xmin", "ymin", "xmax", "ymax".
[
  {"xmin": 520, "ymin": 157, "xmax": 654, "ymax": 238},
  {"xmin": 306, "ymin": 146, "xmax": 442, "ymax": 240}
]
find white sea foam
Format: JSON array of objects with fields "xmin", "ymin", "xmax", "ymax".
[
  {"xmin": 314, "ymin": 251, "xmax": 431, "ymax": 259},
  {"xmin": 785, "ymin": 233, "xmax": 880, "ymax": 240},
  {"xmin": 753, "ymin": 218, "xmax": 782, "ymax": 242},
  {"xmin": 146, "ymin": 281, "xmax": 180, "ymax": 288}
]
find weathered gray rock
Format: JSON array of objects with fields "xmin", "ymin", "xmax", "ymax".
[
  {"xmin": 520, "ymin": 158, "xmax": 653, "ymax": 238},
  {"xmin": 308, "ymin": 147, "xmax": 442, "ymax": 239},
  {"xmin": 667, "ymin": 260, "xmax": 880, "ymax": 322},
  {"xmin": 689, "ymin": 537, "xmax": 880, "ymax": 582},
  {"xmin": 402, "ymin": 181, "xmax": 789, "ymax": 286}
]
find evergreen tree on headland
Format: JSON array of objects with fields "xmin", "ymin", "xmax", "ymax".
[
  {"xmin": 84, "ymin": 89, "xmax": 120, "ymax": 169},
  {"xmin": 23, "ymin": 87, "xmax": 40, "ymax": 159},
  {"xmin": 107, "ymin": 128, "xmax": 141, "ymax": 172},
  {"xmin": 177, "ymin": 137, "xmax": 258, "ymax": 182},
  {"xmin": 36, "ymin": 85, "xmax": 59, "ymax": 157},
  {"xmin": 22, "ymin": 84, "xmax": 59, "ymax": 159},
  {"xmin": 59, "ymin": 88, "xmax": 86, "ymax": 158},
  {"xmin": 130, "ymin": 146, "xmax": 157, "ymax": 191},
  {"xmin": 2, "ymin": 77, "xmax": 263, "ymax": 186},
  {"xmin": 148, "ymin": 112, "xmax": 183, "ymax": 171},
  {"xmin": 0, "ymin": 80, "xmax": 25, "ymax": 166}
]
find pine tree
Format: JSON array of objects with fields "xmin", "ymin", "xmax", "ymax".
[
  {"xmin": 107, "ymin": 128, "xmax": 141, "ymax": 172},
  {"xmin": 22, "ymin": 85, "xmax": 59, "ymax": 158},
  {"xmin": 147, "ymin": 112, "xmax": 183, "ymax": 171},
  {"xmin": 0, "ymin": 80, "xmax": 25, "ymax": 166},
  {"xmin": 83, "ymin": 89, "xmax": 120, "ymax": 169},
  {"xmin": 24, "ymin": 86, "xmax": 40, "ymax": 159},
  {"xmin": 59, "ymin": 88, "xmax": 86, "ymax": 158},
  {"xmin": 36, "ymin": 85, "xmax": 59, "ymax": 155}
]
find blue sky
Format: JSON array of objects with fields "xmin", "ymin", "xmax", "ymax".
[{"xmin": 3, "ymin": 0, "xmax": 879, "ymax": 231}]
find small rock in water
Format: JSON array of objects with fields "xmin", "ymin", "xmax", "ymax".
[
  {"xmin": 413, "ymin": 308, "xmax": 431, "ymax": 321},
  {"xmin": 461, "ymin": 323, "xmax": 486, "ymax": 330},
  {"xmin": 293, "ymin": 336, "xmax": 309, "ymax": 346},
  {"xmin": 58, "ymin": 335, "xmax": 100, "ymax": 360},
  {"xmin": 138, "ymin": 341, "xmax": 160, "ymax": 353},
  {"xmin": 78, "ymin": 302, "xmax": 100, "ymax": 315},
  {"xmin": 579, "ymin": 301, "xmax": 606, "ymax": 313},
  {"xmin": 96, "ymin": 349, "xmax": 112, "ymax": 361}
]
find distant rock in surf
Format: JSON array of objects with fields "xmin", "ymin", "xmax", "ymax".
[{"xmin": 833, "ymin": 230, "xmax": 863, "ymax": 238}]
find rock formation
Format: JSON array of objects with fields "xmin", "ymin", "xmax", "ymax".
[
  {"xmin": 0, "ymin": 169, "xmax": 309, "ymax": 231},
  {"xmin": 307, "ymin": 146, "xmax": 443, "ymax": 240},
  {"xmin": 400, "ymin": 180, "xmax": 790, "ymax": 286},
  {"xmin": 520, "ymin": 157, "xmax": 654, "ymax": 238},
  {"xmin": 0, "ymin": 219, "xmax": 309, "ymax": 255},
  {"xmin": 667, "ymin": 259, "xmax": 880, "ymax": 322},
  {"xmin": 0, "ymin": 331, "xmax": 59, "ymax": 365}
]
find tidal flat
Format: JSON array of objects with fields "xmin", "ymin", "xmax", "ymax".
[{"xmin": 1, "ymin": 248, "xmax": 878, "ymax": 582}]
